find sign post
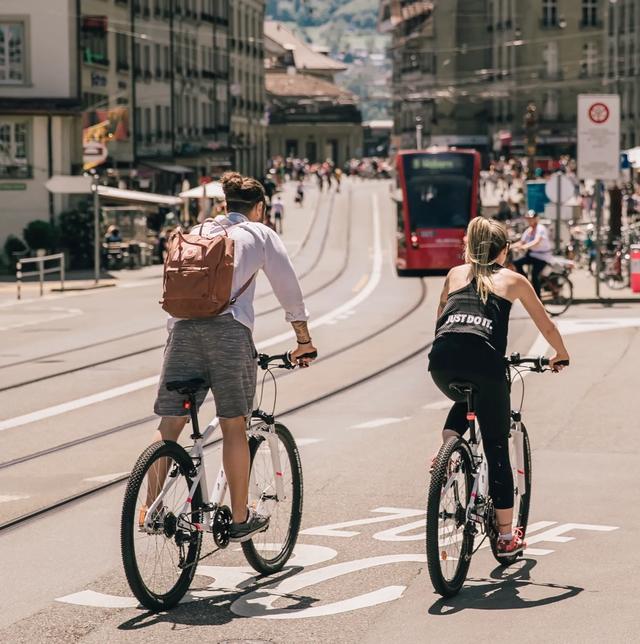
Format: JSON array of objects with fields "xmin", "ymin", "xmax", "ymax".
[
  {"xmin": 545, "ymin": 172, "xmax": 575, "ymax": 254},
  {"xmin": 577, "ymin": 94, "xmax": 621, "ymax": 298}
]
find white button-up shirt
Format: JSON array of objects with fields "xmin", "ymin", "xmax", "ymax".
[{"xmin": 168, "ymin": 212, "xmax": 309, "ymax": 332}]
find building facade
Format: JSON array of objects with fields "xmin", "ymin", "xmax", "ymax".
[
  {"xmin": 265, "ymin": 21, "xmax": 363, "ymax": 166},
  {"xmin": 380, "ymin": 0, "xmax": 607, "ymax": 158},
  {"xmin": 80, "ymin": 0, "xmax": 233, "ymax": 191},
  {"xmin": 0, "ymin": 0, "xmax": 82, "ymax": 243},
  {"xmin": 229, "ymin": 0, "xmax": 267, "ymax": 178}
]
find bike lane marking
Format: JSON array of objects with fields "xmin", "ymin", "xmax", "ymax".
[
  {"xmin": 0, "ymin": 196, "xmax": 383, "ymax": 433},
  {"xmin": 350, "ymin": 417, "xmax": 411, "ymax": 429}
]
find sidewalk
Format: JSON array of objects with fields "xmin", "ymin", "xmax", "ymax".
[{"xmin": 571, "ymin": 267, "xmax": 640, "ymax": 304}]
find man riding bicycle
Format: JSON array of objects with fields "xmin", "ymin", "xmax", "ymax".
[
  {"xmin": 511, "ymin": 210, "xmax": 554, "ymax": 297},
  {"xmin": 149, "ymin": 172, "xmax": 317, "ymax": 544}
]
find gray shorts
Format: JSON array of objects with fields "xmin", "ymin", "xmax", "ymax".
[{"xmin": 154, "ymin": 315, "xmax": 257, "ymax": 419}]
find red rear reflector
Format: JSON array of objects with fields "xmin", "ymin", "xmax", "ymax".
[
  {"xmin": 183, "ymin": 401, "xmax": 191, "ymax": 410},
  {"xmin": 466, "ymin": 413, "xmax": 476, "ymax": 420},
  {"xmin": 276, "ymin": 471, "xmax": 283, "ymax": 477}
]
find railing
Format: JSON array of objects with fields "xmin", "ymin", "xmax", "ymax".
[{"xmin": 16, "ymin": 253, "xmax": 65, "ymax": 300}]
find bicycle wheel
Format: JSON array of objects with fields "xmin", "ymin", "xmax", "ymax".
[
  {"xmin": 121, "ymin": 440, "xmax": 203, "ymax": 612},
  {"xmin": 489, "ymin": 422, "xmax": 532, "ymax": 566},
  {"xmin": 540, "ymin": 273, "xmax": 573, "ymax": 316},
  {"xmin": 242, "ymin": 423, "xmax": 303, "ymax": 575},
  {"xmin": 426, "ymin": 437, "xmax": 474, "ymax": 597}
]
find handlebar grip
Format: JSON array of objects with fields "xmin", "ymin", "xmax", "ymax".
[{"xmin": 554, "ymin": 359, "xmax": 570, "ymax": 367}]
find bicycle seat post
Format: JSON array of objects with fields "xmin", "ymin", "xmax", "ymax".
[
  {"xmin": 466, "ymin": 389, "xmax": 477, "ymax": 444},
  {"xmin": 184, "ymin": 393, "xmax": 201, "ymax": 440}
]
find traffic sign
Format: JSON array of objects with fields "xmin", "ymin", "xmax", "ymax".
[
  {"xmin": 83, "ymin": 141, "xmax": 108, "ymax": 170},
  {"xmin": 545, "ymin": 172, "xmax": 575, "ymax": 204},
  {"xmin": 577, "ymin": 94, "xmax": 620, "ymax": 180},
  {"xmin": 45, "ymin": 175, "xmax": 92, "ymax": 194}
]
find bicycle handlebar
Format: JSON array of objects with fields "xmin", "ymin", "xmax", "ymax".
[
  {"xmin": 258, "ymin": 351, "xmax": 318, "ymax": 371},
  {"xmin": 507, "ymin": 352, "xmax": 570, "ymax": 372}
]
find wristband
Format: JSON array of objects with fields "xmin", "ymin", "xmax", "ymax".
[{"xmin": 297, "ymin": 339, "xmax": 312, "ymax": 345}]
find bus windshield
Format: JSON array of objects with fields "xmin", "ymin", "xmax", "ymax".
[{"xmin": 402, "ymin": 153, "xmax": 474, "ymax": 229}]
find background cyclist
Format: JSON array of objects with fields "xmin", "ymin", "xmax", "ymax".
[
  {"xmin": 511, "ymin": 209, "xmax": 554, "ymax": 296},
  {"xmin": 150, "ymin": 172, "xmax": 317, "ymax": 543},
  {"xmin": 428, "ymin": 216, "xmax": 570, "ymax": 556}
]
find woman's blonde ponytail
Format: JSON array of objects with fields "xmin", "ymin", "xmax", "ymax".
[{"xmin": 465, "ymin": 217, "xmax": 508, "ymax": 303}]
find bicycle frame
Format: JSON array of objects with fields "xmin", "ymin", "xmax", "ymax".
[{"xmin": 142, "ymin": 413, "xmax": 286, "ymax": 534}]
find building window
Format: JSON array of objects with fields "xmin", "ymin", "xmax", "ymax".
[
  {"xmin": 581, "ymin": 0, "xmax": 598, "ymax": 27},
  {"xmin": 630, "ymin": 2, "xmax": 636, "ymax": 32},
  {"xmin": 81, "ymin": 16, "xmax": 109, "ymax": 66},
  {"xmin": 543, "ymin": 41, "xmax": 559, "ymax": 78},
  {"xmin": 580, "ymin": 42, "xmax": 598, "ymax": 77},
  {"xmin": 543, "ymin": 91, "xmax": 559, "ymax": 120},
  {"xmin": 542, "ymin": 0, "xmax": 557, "ymax": 27},
  {"xmin": 0, "ymin": 21, "xmax": 26, "ymax": 84},
  {"xmin": 0, "ymin": 121, "xmax": 30, "ymax": 178},
  {"xmin": 116, "ymin": 33, "xmax": 128, "ymax": 71}
]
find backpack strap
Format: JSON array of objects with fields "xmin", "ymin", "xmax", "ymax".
[{"xmin": 229, "ymin": 273, "xmax": 256, "ymax": 305}]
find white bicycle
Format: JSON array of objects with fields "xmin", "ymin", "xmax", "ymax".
[
  {"xmin": 426, "ymin": 353, "xmax": 569, "ymax": 597},
  {"xmin": 121, "ymin": 352, "xmax": 310, "ymax": 612}
]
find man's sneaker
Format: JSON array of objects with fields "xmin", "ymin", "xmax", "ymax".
[
  {"xmin": 496, "ymin": 527, "xmax": 526, "ymax": 557},
  {"xmin": 229, "ymin": 509, "xmax": 270, "ymax": 543}
]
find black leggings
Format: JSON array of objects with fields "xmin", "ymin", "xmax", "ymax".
[{"xmin": 429, "ymin": 363, "xmax": 513, "ymax": 510}]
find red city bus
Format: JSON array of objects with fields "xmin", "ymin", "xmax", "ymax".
[{"xmin": 394, "ymin": 149, "xmax": 481, "ymax": 275}]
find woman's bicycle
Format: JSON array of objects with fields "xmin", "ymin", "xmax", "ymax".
[
  {"xmin": 120, "ymin": 352, "xmax": 311, "ymax": 612},
  {"xmin": 426, "ymin": 353, "xmax": 568, "ymax": 598}
]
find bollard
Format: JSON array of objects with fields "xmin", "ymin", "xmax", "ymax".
[
  {"xmin": 16, "ymin": 260, "xmax": 22, "ymax": 300},
  {"xmin": 631, "ymin": 245, "xmax": 640, "ymax": 294}
]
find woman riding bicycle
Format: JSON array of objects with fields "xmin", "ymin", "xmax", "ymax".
[{"xmin": 428, "ymin": 216, "xmax": 570, "ymax": 556}]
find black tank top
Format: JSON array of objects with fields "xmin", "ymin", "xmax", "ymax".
[{"xmin": 434, "ymin": 277, "xmax": 512, "ymax": 356}]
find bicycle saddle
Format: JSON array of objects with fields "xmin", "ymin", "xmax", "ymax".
[
  {"xmin": 166, "ymin": 378, "xmax": 205, "ymax": 395},
  {"xmin": 448, "ymin": 381, "xmax": 476, "ymax": 395}
]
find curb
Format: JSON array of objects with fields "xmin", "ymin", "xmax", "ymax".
[{"xmin": 50, "ymin": 283, "xmax": 116, "ymax": 293}]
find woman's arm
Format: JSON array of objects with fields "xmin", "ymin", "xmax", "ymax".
[
  {"xmin": 437, "ymin": 272, "xmax": 451, "ymax": 318},
  {"xmin": 514, "ymin": 274, "xmax": 570, "ymax": 370}
]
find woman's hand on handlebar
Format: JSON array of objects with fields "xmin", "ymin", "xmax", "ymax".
[
  {"xmin": 549, "ymin": 352, "xmax": 570, "ymax": 372},
  {"xmin": 289, "ymin": 341, "xmax": 318, "ymax": 368}
]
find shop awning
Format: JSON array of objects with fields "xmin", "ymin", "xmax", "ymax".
[
  {"xmin": 179, "ymin": 182, "xmax": 225, "ymax": 199},
  {"xmin": 97, "ymin": 186, "xmax": 183, "ymax": 206}
]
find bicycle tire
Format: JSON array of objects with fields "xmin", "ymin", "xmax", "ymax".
[
  {"xmin": 426, "ymin": 437, "xmax": 474, "ymax": 597},
  {"xmin": 121, "ymin": 440, "xmax": 203, "ymax": 612},
  {"xmin": 541, "ymin": 273, "xmax": 573, "ymax": 317},
  {"xmin": 489, "ymin": 422, "xmax": 532, "ymax": 566},
  {"xmin": 242, "ymin": 423, "xmax": 303, "ymax": 575}
]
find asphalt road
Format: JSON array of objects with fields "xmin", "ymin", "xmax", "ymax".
[{"xmin": 0, "ymin": 178, "xmax": 637, "ymax": 643}]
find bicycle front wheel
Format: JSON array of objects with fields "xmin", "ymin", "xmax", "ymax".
[
  {"xmin": 121, "ymin": 440, "xmax": 203, "ymax": 612},
  {"xmin": 426, "ymin": 437, "xmax": 474, "ymax": 597},
  {"xmin": 242, "ymin": 423, "xmax": 303, "ymax": 575},
  {"xmin": 489, "ymin": 422, "xmax": 532, "ymax": 566},
  {"xmin": 541, "ymin": 273, "xmax": 573, "ymax": 316}
]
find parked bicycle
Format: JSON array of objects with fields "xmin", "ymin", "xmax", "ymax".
[
  {"xmin": 121, "ymin": 352, "xmax": 311, "ymax": 612},
  {"xmin": 426, "ymin": 353, "xmax": 569, "ymax": 598}
]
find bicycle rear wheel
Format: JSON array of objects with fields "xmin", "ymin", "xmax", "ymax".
[
  {"xmin": 426, "ymin": 437, "xmax": 474, "ymax": 597},
  {"xmin": 242, "ymin": 423, "xmax": 303, "ymax": 575},
  {"xmin": 489, "ymin": 422, "xmax": 532, "ymax": 566},
  {"xmin": 541, "ymin": 273, "xmax": 573, "ymax": 316},
  {"xmin": 121, "ymin": 440, "xmax": 203, "ymax": 612}
]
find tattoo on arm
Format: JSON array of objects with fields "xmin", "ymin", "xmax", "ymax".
[{"xmin": 291, "ymin": 320, "xmax": 311, "ymax": 343}]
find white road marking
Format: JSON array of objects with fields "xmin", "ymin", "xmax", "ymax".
[
  {"xmin": 0, "ymin": 376, "xmax": 159, "ymax": 432},
  {"xmin": 350, "ymin": 417, "xmax": 411, "ymax": 429},
  {"xmin": 301, "ymin": 507, "xmax": 424, "ymax": 538},
  {"xmin": 0, "ymin": 195, "xmax": 384, "ymax": 433},
  {"xmin": 84, "ymin": 472, "xmax": 130, "ymax": 483},
  {"xmin": 0, "ymin": 494, "xmax": 29, "ymax": 503},
  {"xmin": 352, "ymin": 274, "xmax": 369, "ymax": 293},
  {"xmin": 0, "ymin": 307, "xmax": 83, "ymax": 331},
  {"xmin": 558, "ymin": 317, "xmax": 640, "ymax": 336}
]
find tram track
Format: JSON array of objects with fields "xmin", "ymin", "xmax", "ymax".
[
  {"xmin": 0, "ymin": 292, "xmax": 432, "ymax": 535},
  {"xmin": 0, "ymin": 188, "xmax": 342, "ymax": 393},
  {"xmin": 0, "ymin": 277, "xmax": 426, "ymax": 474}
]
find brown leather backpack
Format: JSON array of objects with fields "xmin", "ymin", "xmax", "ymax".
[{"xmin": 160, "ymin": 221, "xmax": 253, "ymax": 319}]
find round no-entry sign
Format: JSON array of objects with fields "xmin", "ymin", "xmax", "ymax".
[{"xmin": 588, "ymin": 102, "xmax": 610, "ymax": 124}]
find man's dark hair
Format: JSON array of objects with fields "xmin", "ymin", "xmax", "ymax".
[{"xmin": 221, "ymin": 172, "xmax": 265, "ymax": 215}]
